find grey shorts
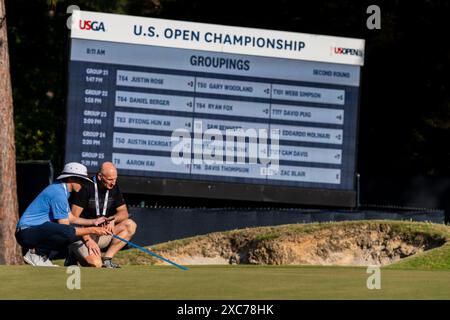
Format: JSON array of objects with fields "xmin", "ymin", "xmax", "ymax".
[{"xmin": 69, "ymin": 235, "xmax": 112, "ymax": 260}]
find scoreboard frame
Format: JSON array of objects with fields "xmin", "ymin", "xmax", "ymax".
[{"xmin": 64, "ymin": 10, "xmax": 365, "ymax": 207}]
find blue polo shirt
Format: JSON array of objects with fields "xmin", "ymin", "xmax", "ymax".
[{"xmin": 17, "ymin": 182, "xmax": 70, "ymax": 228}]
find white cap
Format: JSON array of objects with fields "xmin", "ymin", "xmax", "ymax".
[{"xmin": 56, "ymin": 162, "xmax": 92, "ymax": 183}]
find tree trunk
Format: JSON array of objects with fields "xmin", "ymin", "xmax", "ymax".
[{"xmin": 0, "ymin": 0, "xmax": 22, "ymax": 264}]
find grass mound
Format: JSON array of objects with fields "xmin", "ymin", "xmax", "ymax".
[{"xmin": 115, "ymin": 220, "xmax": 450, "ymax": 269}]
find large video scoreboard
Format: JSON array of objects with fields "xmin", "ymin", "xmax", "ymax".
[{"xmin": 66, "ymin": 11, "xmax": 365, "ymax": 206}]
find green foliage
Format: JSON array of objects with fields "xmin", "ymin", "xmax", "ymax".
[
  {"xmin": 6, "ymin": 0, "xmax": 156, "ymax": 165},
  {"xmin": 5, "ymin": 0, "xmax": 449, "ymax": 178},
  {"xmin": 387, "ymin": 242, "xmax": 450, "ymax": 270},
  {"xmin": 254, "ymin": 232, "xmax": 280, "ymax": 242}
]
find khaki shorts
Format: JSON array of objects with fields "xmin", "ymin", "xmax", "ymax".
[{"xmin": 69, "ymin": 235, "xmax": 112, "ymax": 260}]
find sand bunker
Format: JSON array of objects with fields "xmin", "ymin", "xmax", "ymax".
[{"xmin": 130, "ymin": 221, "xmax": 449, "ymax": 267}]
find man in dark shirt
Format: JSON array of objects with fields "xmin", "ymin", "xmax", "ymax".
[{"xmin": 69, "ymin": 162, "xmax": 137, "ymax": 268}]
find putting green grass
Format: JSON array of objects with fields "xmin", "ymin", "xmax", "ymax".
[{"xmin": 0, "ymin": 265, "xmax": 449, "ymax": 299}]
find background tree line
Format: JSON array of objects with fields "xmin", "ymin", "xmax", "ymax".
[{"xmin": 5, "ymin": 0, "xmax": 449, "ymax": 207}]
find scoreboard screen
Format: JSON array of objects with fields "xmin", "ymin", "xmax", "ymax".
[{"xmin": 66, "ymin": 11, "xmax": 365, "ymax": 206}]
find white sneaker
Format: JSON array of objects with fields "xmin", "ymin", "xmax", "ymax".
[
  {"xmin": 23, "ymin": 249, "xmax": 59, "ymax": 267},
  {"xmin": 35, "ymin": 255, "xmax": 59, "ymax": 267},
  {"xmin": 23, "ymin": 250, "xmax": 37, "ymax": 266}
]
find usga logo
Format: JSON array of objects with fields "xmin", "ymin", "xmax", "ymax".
[
  {"xmin": 79, "ymin": 20, "xmax": 106, "ymax": 32},
  {"xmin": 333, "ymin": 47, "xmax": 363, "ymax": 57}
]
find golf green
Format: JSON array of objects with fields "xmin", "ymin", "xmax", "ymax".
[{"xmin": 0, "ymin": 265, "xmax": 449, "ymax": 299}]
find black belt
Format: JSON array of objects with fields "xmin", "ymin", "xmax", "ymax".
[{"xmin": 16, "ymin": 226, "xmax": 30, "ymax": 232}]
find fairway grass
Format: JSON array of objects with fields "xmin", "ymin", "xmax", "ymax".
[
  {"xmin": 3, "ymin": 221, "xmax": 448, "ymax": 300},
  {"xmin": 0, "ymin": 265, "xmax": 449, "ymax": 300}
]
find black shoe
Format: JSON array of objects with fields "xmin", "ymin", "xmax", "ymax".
[
  {"xmin": 64, "ymin": 251, "xmax": 78, "ymax": 266},
  {"xmin": 102, "ymin": 257, "xmax": 121, "ymax": 268}
]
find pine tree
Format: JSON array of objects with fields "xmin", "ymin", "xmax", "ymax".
[{"xmin": 0, "ymin": 0, "xmax": 22, "ymax": 264}]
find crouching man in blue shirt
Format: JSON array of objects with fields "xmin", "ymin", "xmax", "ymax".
[{"xmin": 15, "ymin": 162, "xmax": 110, "ymax": 267}]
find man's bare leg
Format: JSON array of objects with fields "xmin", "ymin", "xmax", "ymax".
[
  {"xmin": 104, "ymin": 219, "xmax": 137, "ymax": 258},
  {"xmin": 83, "ymin": 254, "xmax": 102, "ymax": 268}
]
